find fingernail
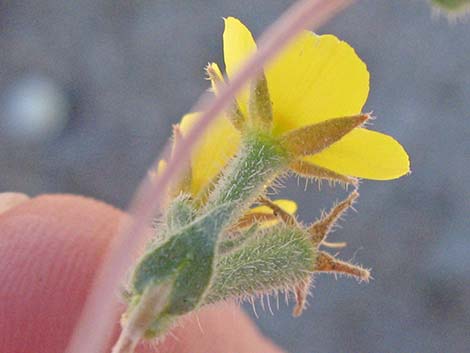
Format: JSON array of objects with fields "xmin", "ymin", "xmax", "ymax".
[{"xmin": 0, "ymin": 192, "xmax": 31, "ymax": 215}]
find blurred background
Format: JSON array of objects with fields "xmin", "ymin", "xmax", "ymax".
[{"xmin": 0, "ymin": 0, "xmax": 469, "ymax": 352}]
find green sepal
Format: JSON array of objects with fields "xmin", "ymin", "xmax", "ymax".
[
  {"xmin": 280, "ymin": 114, "xmax": 369, "ymax": 157},
  {"xmin": 165, "ymin": 193, "xmax": 195, "ymax": 231},
  {"xmin": 205, "ymin": 224, "xmax": 317, "ymax": 304},
  {"xmin": 130, "ymin": 201, "xmax": 233, "ymax": 315},
  {"xmin": 249, "ymin": 73, "xmax": 273, "ymax": 130}
]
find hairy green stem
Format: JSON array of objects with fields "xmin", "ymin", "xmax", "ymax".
[{"xmin": 206, "ymin": 130, "xmax": 287, "ymax": 221}]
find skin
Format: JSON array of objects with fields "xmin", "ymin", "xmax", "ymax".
[{"xmin": 0, "ymin": 193, "xmax": 284, "ymax": 353}]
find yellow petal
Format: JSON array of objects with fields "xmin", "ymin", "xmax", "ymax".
[
  {"xmin": 223, "ymin": 17, "xmax": 257, "ymax": 115},
  {"xmin": 304, "ymin": 128, "xmax": 410, "ymax": 180},
  {"xmin": 265, "ymin": 32, "xmax": 369, "ymax": 135},
  {"xmin": 179, "ymin": 113, "xmax": 241, "ymax": 195}
]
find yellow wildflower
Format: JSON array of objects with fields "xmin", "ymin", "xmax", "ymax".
[
  {"xmin": 176, "ymin": 17, "xmax": 409, "ymax": 196},
  {"xmin": 160, "ymin": 116, "xmax": 297, "ymax": 225}
]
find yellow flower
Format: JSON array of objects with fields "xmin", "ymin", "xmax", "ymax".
[{"xmin": 177, "ymin": 17, "xmax": 409, "ymax": 196}]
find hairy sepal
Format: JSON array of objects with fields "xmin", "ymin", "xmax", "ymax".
[
  {"xmin": 127, "ymin": 202, "xmax": 233, "ymax": 337},
  {"xmin": 205, "ymin": 224, "xmax": 317, "ymax": 304},
  {"xmin": 165, "ymin": 193, "xmax": 195, "ymax": 231},
  {"xmin": 249, "ymin": 73, "xmax": 273, "ymax": 130},
  {"xmin": 280, "ymin": 114, "xmax": 369, "ymax": 157}
]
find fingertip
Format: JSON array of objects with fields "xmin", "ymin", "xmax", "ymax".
[
  {"xmin": 163, "ymin": 302, "xmax": 285, "ymax": 353},
  {"xmin": 0, "ymin": 195, "xmax": 284, "ymax": 353},
  {"xmin": 0, "ymin": 194, "xmax": 123, "ymax": 353}
]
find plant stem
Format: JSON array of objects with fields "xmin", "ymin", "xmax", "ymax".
[{"xmin": 206, "ymin": 131, "xmax": 287, "ymax": 221}]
